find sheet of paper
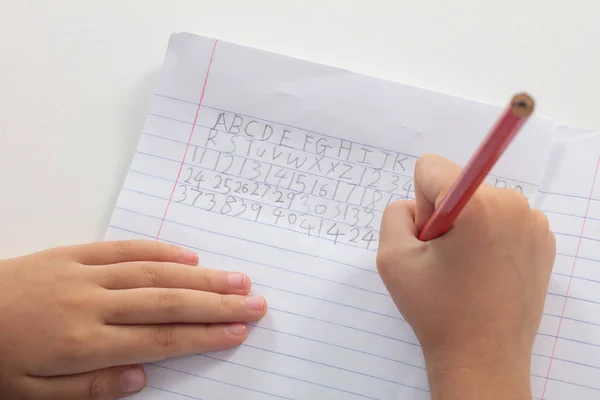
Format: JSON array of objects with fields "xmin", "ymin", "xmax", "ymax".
[
  {"xmin": 531, "ymin": 127, "xmax": 600, "ymax": 400},
  {"xmin": 105, "ymin": 32, "xmax": 555, "ymax": 400}
]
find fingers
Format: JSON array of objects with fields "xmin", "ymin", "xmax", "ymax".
[
  {"xmin": 546, "ymin": 229, "xmax": 557, "ymax": 269},
  {"xmin": 91, "ymin": 261, "xmax": 251, "ymax": 294},
  {"xmin": 379, "ymin": 200, "xmax": 418, "ymax": 244},
  {"xmin": 26, "ymin": 365, "xmax": 146, "ymax": 400},
  {"xmin": 531, "ymin": 208, "xmax": 556, "ymax": 273},
  {"xmin": 102, "ymin": 288, "xmax": 267, "ymax": 324},
  {"xmin": 101, "ymin": 323, "xmax": 250, "ymax": 366},
  {"xmin": 63, "ymin": 240, "xmax": 199, "ymax": 266},
  {"xmin": 413, "ymin": 154, "xmax": 462, "ymax": 231},
  {"xmin": 377, "ymin": 200, "xmax": 418, "ymax": 282}
]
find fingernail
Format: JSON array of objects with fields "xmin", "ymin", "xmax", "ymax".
[
  {"xmin": 179, "ymin": 248, "xmax": 198, "ymax": 264},
  {"xmin": 228, "ymin": 273, "xmax": 247, "ymax": 290},
  {"xmin": 120, "ymin": 367, "xmax": 146, "ymax": 393},
  {"xmin": 227, "ymin": 323, "xmax": 247, "ymax": 336},
  {"xmin": 245, "ymin": 296, "xmax": 265, "ymax": 311}
]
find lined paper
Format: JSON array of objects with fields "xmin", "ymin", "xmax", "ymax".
[
  {"xmin": 531, "ymin": 127, "xmax": 600, "ymax": 400},
  {"xmin": 105, "ymin": 32, "xmax": 556, "ymax": 399}
]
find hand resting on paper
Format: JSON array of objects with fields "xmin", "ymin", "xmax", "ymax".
[
  {"xmin": 377, "ymin": 154, "xmax": 556, "ymax": 400},
  {"xmin": 0, "ymin": 154, "xmax": 555, "ymax": 400},
  {"xmin": 0, "ymin": 241, "xmax": 267, "ymax": 399}
]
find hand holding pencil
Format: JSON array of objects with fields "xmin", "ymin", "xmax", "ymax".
[
  {"xmin": 417, "ymin": 93, "xmax": 535, "ymax": 241},
  {"xmin": 377, "ymin": 148, "xmax": 555, "ymax": 400}
]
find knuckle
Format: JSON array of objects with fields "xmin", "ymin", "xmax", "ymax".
[
  {"xmin": 202, "ymin": 324, "xmax": 226, "ymax": 345},
  {"xmin": 154, "ymin": 324, "xmax": 177, "ymax": 348},
  {"xmin": 483, "ymin": 187, "xmax": 529, "ymax": 219},
  {"xmin": 383, "ymin": 199, "xmax": 404, "ymax": 215},
  {"xmin": 114, "ymin": 241, "xmax": 134, "ymax": 262},
  {"xmin": 381, "ymin": 199, "xmax": 413, "ymax": 227},
  {"xmin": 548, "ymin": 230, "xmax": 557, "ymax": 252},
  {"xmin": 152, "ymin": 240, "xmax": 179, "ymax": 260},
  {"xmin": 142, "ymin": 264, "xmax": 164, "ymax": 287},
  {"xmin": 462, "ymin": 192, "xmax": 488, "ymax": 218},
  {"xmin": 415, "ymin": 153, "xmax": 439, "ymax": 170},
  {"xmin": 53, "ymin": 327, "xmax": 92, "ymax": 365},
  {"xmin": 200, "ymin": 270, "xmax": 216, "ymax": 289},
  {"xmin": 218, "ymin": 295, "xmax": 237, "ymax": 318},
  {"xmin": 156, "ymin": 290, "xmax": 182, "ymax": 314},
  {"xmin": 414, "ymin": 155, "xmax": 429, "ymax": 177},
  {"xmin": 40, "ymin": 248, "xmax": 62, "ymax": 263},
  {"xmin": 470, "ymin": 193, "xmax": 488, "ymax": 211},
  {"xmin": 376, "ymin": 247, "xmax": 397, "ymax": 276},
  {"xmin": 505, "ymin": 188, "xmax": 530, "ymax": 210},
  {"xmin": 58, "ymin": 293, "xmax": 85, "ymax": 314},
  {"xmin": 68, "ymin": 327, "xmax": 91, "ymax": 350},
  {"xmin": 152, "ymin": 240, "xmax": 170, "ymax": 257},
  {"xmin": 532, "ymin": 209, "xmax": 550, "ymax": 231}
]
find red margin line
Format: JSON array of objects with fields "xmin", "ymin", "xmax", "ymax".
[
  {"xmin": 156, "ymin": 40, "xmax": 218, "ymax": 240},
  {"xmin": 540, "ymin": 155, "xmax": 600, "ymax": 399}
]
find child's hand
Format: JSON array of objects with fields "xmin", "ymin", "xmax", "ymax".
[
  {"xmin": 377, "ymin": 155, "xmax": 555, "ymax": 400},
  {"xmin": 0, "ymin": 240, "xmax": 267, "ymax": 399}
]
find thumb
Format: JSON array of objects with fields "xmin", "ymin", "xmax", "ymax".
[
  {"xmin": 27, "ymin": 365, "xmax": 147, "ymax": 400},
  {"xmin": 413, "ymin": 154, "xmax": 462, "ymax": 231}
]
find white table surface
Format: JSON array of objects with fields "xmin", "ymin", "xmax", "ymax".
[{"xmin": 1, "ymin": 1, "xmax": 599, "ymax": 258}]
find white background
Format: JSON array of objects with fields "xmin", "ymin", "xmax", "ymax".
[{"xmin": 1, "ymin": 0, "xmax": 599, "ymax": 258}]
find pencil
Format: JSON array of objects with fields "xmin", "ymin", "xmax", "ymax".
[{"xmin": 417, "ymin": 93, "xmax": 535, "ymax": 242}]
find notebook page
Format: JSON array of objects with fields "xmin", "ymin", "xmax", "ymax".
[
  {"xmin": 531, "ymin": 127, "xmax": 600, "ymax": 400},
  {"xmin": 105, "ymin": 32, "xmax": 555, "ymax": 400}
]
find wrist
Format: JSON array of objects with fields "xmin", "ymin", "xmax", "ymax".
[{"xmin": 423, "ymin": 347, "xmax": 532, "ymax": 400}]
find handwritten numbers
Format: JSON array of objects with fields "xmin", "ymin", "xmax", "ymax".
[
  {"xmin": 251, "ymin": 203, "xmax": 263, "ymax": 221},
  {"xmin": 175, "ymin": 185, "xmax": 187, "ymax": 202},
  {"xmin": 326, "ymin": 223, "xmax": 345, "ymax": 244},
  {"xmin": 362, "ymin": 231, "xmax": 377, "ymax": 249},
  {"xmin": 221, "ymin": 196, "xmax": 236, "ymax": 214},
  {"xmin": 299, "ymin": 218, "xmax": 316, "ymax": 236}
]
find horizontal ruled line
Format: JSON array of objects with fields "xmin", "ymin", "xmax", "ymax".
[
  {"xmin": 537, "ymin": 331, "xmax": 600, "ymax": 349},
  {"xmin": 150, "ymin": 363, "xmax": 294, "ymax": 399},
  {"xmin": 146, "ymin": 385, "xmax": 204, "ymax": 400},
  {"xmin": 200, "ymin": 354, "xmax": 389, "ymax": 399},
  {"xmin": 543, "ymin": 208, "xmax": 600, "ymax": 223},
  {"xmin": 534, "ymin": 352, "xmax": 600, "ymax": 373},
  {"xmin": 248, "ymin": 324, "xmax": 426, "ymax": 370},
  {"xmin": 546, "ymin": 291, "xmax": 600, "ymax": 307},
  {"xmin": 554, "ymin": 230, "xmax": 600, "ymax": 243},
  {"xmin": 238, "ymin": 343, "xmax": 420, "ymax": 388},
  {"xmin": 531, "ymin": 373, "xmax": 600, "ymax": 393},
  {"xmin": 252, "ymin": 281, "xmax": 402, "ymax": 321},
  {"xmin": 540, "ymin": 190, "xmax": 600, "ymax": 203}
]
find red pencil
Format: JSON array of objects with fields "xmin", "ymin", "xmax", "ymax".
[{"xmin": 417, "ymin": 93, "xmax": 535, "ymax": 242}]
